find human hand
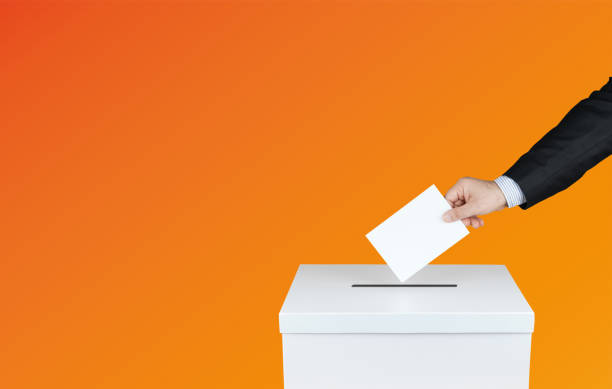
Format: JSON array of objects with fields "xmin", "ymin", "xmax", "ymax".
[{"xmin": 442, "ymin": 177, "xmax": 507, "ymax": 228}]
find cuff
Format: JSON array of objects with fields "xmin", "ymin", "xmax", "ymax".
[{"xmin": 494, "ymin": 175, "xmax": 527, "ymax": 208}]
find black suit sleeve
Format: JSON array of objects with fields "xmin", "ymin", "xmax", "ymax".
[{"xmin": 504, "ymin": 77, "xmax": 612, "ymax": 209}]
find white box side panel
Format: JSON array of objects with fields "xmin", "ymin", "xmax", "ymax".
[{"xmin": 282, "ymin": 333, "xmax": 531, "ymax": 389}]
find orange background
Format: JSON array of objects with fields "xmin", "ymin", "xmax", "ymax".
[{"xmin": 1, "ymin": 2, "xmax": 611, "ymax": 388}]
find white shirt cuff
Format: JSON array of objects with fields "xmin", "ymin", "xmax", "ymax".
[{"xmin": 494, "ymin": 176, "xmax": 526, "ymax": 208}]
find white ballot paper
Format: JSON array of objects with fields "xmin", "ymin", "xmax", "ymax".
[{"xmin": 366, "ymin": 184, "xmax": 469, "ymax": 281}]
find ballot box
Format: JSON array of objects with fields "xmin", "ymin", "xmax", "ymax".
[{"xmin": 279, "ymin": 265, "xmax": 534, "ymax": 389}]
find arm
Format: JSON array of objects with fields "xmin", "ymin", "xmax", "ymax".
[
  {"xmin": 443, "ymin": 78, "xmax": 612, "ymax": 225},
  {"xmin": 505, "ymin": 78, "xmax": 612, "ymax": 209}
]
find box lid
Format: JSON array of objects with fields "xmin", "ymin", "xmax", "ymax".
[{"xmin": 279, "ymin": 265, "xmax": 534, "ymax": 334}]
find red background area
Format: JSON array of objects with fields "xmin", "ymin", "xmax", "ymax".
[{"xmin": 1, "ymin": 3, "xmax": 611, "ymax": 388}]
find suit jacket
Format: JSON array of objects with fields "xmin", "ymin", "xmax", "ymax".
[{"xmin": 505, "ymin": 77, "xmax": 612, "ymax": 209}]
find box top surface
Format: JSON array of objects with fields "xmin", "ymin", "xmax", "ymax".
[{"xmin": 279, "ymin": 265, "xmax": 534, "ymax": 334}]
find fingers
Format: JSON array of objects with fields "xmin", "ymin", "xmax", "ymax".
[
  {"xmin": 444, "ymin": 182, "xmax": 464, "ymax": 204},
  {"xmin": 443, "ymin": 178, "xmax": 486, "ymax": 228},
  {"xmin": 442, "ymin": 202, "xmax": 478, "ymax": 222},
  {"xmin": 453, "ymin": 199, "xmax": 465, "ymax": 207},
  {"xmin": 462, "ymin": 216, "xmax": 484, "ymax": 228}
]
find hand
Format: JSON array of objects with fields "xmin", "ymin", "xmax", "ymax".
[{"xmin": 442, "ymin": 177, "xmax": 507, "ymax": 228}]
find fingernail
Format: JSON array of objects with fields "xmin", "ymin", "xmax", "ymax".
[{"xmin": 442, "ymin": 212, "xmax": 453, "ymax": 222}]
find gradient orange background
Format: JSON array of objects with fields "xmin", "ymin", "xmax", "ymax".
[{"xmin": 1, "ymin": 2, "xmax": 611, "ymax": 388}]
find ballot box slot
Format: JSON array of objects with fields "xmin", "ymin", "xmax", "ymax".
[{"xmin": 351, "ymin": 284, "xmax": 457, "ymax": 288}]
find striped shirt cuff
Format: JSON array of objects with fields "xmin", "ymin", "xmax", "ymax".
[{"xmin": 494, "ymin": 175, "xmax": 526, "ymax": 208}]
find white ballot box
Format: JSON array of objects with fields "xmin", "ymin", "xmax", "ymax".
[{"xmin": 279, "ymin": 265, "xmax": 534, "ymax": 389}]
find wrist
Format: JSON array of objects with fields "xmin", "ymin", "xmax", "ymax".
[
  {"xmin": 489, "ymin": 180, "xmax": 508, "ymax": 209},
  {"xmin": 494, "ymin": 176, "xmax": 526, "ymax": 208}
]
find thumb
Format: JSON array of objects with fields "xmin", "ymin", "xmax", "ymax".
[{"xmin": 442, "ymin": 203, "xmax": 478, "ymax": 222}]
